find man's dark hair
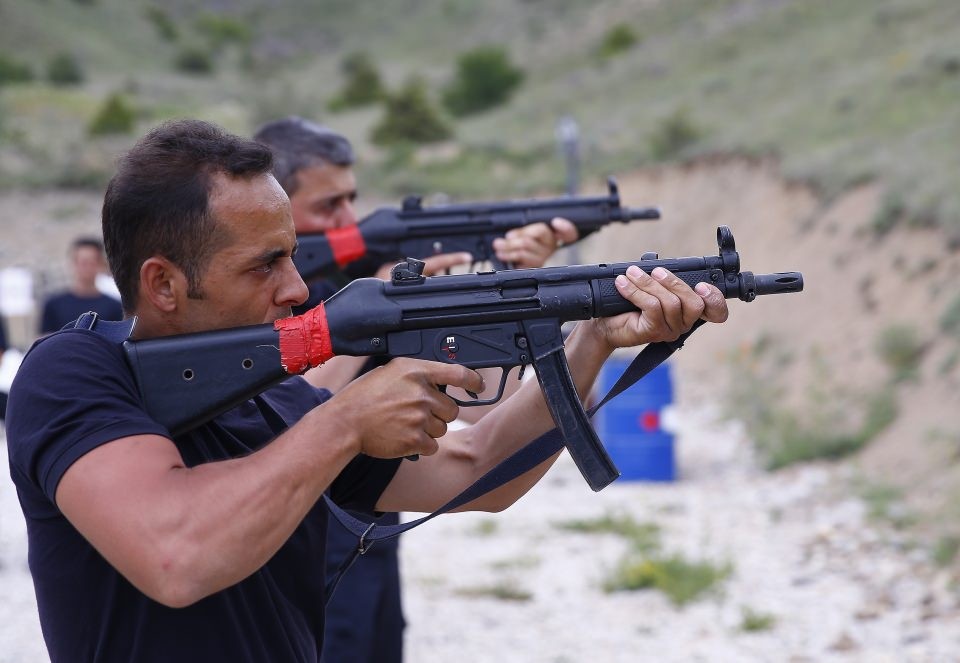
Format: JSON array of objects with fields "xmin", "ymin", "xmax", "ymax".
[
  {"xmin": 70, "ymin": 236, "xmax": 106, "ymax": 254},
  {"xmin": 252, "ymin": 116, "xmax": 354, "ymax": 196},
  {"xmin": 102, "ymin": 119, "xmax": 274, "ymax": 312}
]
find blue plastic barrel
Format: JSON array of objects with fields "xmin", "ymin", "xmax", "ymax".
[{"xmin": 595, "ymin": 358, "xmax": 675, "ymax": 482}]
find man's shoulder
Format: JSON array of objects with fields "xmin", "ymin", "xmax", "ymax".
[{"xmin": 15, "ymin": 328, "xmax": 128, "ymax": 388}]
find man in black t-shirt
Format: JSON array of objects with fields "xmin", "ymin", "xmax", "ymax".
[
  {"xmin": 6, "ymin": 119, "xmax": 729, "ymax": 663},
  {"xmin": 40, "ymin": 236, "xmax": 123, "ymax": 334},
  {"xmin": 254, "ymin": 116, "xmax": 584, "ymax": 663}
]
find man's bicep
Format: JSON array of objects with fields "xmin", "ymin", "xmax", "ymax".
[{"xmin": 55, "ymin": 435, "xmax": 185, "ymax": 582}]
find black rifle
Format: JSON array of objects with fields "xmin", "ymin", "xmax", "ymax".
[
  {"xmin": 293, "ymin": 177, "xmax": 660, "ymax": 281},
  {"xmin": 123, "ymin": 226, "xmax": 802, "ymax": 491}
]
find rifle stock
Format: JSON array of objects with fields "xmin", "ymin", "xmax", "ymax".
[{"xmin": 124, "ymin": 226, "xmax": 803, "ymax": 490}]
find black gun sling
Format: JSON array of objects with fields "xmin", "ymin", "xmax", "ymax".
[{"xmin": 76, "ymin": 311, "xmax": 705, "ymax": 603}]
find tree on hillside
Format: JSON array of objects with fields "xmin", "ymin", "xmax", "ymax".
[
  {"xmin": 442, "ymin": 45, "xmax": 524, "ymax": 117},
  {"xmin": 47, "ymin": 53, "xmax": 85, "ymax": 86},
  {"xmin": 88, "ymin": 93, "xmax": 136, "ymax": 136},
  {"xmin": 371, "ymin": 77, "xmax": 452, "ymax": 145},
  {"xmin": 596, "ymin": 23, "xmax": 640, "ymax": 60},
  {"xmin": 328, "ymin": 51, "xmax": 386, "ymax": 112},
  {"xmin": 0, "ymin": 55, "xmax": 34, "ymax": 86}
]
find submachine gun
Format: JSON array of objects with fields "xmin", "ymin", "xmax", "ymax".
[
  {"xmin": 123, "ymin": 227, "xmax": 803, "ymax": 492},
  {"xmin": 293, "ymin": 177, "xmax": 660, "ymax": 280}
]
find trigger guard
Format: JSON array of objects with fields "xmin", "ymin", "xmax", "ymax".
[{"xmin": 443, "ymin": 367, "xmax": 513, "ymax": 407}]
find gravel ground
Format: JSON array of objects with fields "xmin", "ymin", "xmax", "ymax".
[
  {"xmin": 2, "ymin": 407, "xmax": 960, "ymax": 662},
  {"xmin": 399, "ymin": 406, "xmax": 960, "ymax": 663}
]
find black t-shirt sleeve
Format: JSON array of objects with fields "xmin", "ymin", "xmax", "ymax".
[{"xmin": 6, "ymin": 329, "xmax": 169, "ymax": 503}]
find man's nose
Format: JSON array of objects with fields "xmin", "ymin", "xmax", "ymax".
[
  {"xmin": 337, "ymin": 199, "xmax": 358, "ymax": 228},
  {"xmin": 279, "ymin": 260, "xmax": 310, "ymax": 308}
]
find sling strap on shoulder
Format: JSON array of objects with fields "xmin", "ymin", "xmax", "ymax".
[{"xmin": 73, "ymin": 311, "xmax": 136, "ymax": 343}]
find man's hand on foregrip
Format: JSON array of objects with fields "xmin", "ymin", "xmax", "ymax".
[
  {"xmin": 597, "ymin": 265, "xmax": 729, "ymax": 349},
  {"xmin": 491, "ymin": 218, "xmax": 580, "ymax": 269}
]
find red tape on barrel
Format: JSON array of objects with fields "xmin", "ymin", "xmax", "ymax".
[
  {"xmin": 326, "ymin": 225, "xmax": 367, "ymax": 267},
  {"xmin": 274, "ymin": 302, "xmax": 334, "ymax": 374}
]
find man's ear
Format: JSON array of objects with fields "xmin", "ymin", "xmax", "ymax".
[{"xmin": 139, "ymin": 257, "xmax": 186, "ymax": 313}]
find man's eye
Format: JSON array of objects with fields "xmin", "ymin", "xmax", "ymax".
[{"xmin": 251, "ymin": 263, "xmax": 273, "ymax": 273}]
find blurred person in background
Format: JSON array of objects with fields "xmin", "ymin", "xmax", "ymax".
[
  {"xmin": 40, "ymin": 236, "xmax": 122, "ymax": 334},
  {"xmin": 253, "ymin": 116, "xmax": 581, "ymax": 663},
  {"xmin": 0, "ymin": 314, "xmax": 7, "ymax": 419}
]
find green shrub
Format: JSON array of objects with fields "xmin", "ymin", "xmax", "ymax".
[
  {"xmin": 175, "ymin": 47, "xmax": 214, "ymax": 75},
  {"xmin": 442, "ymin": 45, "xmax": 524, "ymax": 117},
  {"xmin": 145, "ymin": 5, "xmax": 179, "ymax": 42},
  {"xmin": 762, "ymin": 387, "xmax": 898, "ymax": 470},
  {"xmin": 88, "ymin": 93, "xmax": 136, "ymax": 136},
  {"xmin": 597, "ymin": 23, "xmax": 639, "ymax": 59},
  {"xmin": 195, "ymin": 13, "xmax": 252, "ymax": 50},
  {"xmin": 740, "ymin": 607, "xmax": 777, "ymax": 632},
  {"xmin": 724, "ymin": 342, "xmax": 898, "ymax": 470},
  {"xmin": 871, "ymin": 192, "xmax": 905, "ymax": 236},
  {"xmin": 47, "ymin": 53, "xmax": 85, "ymax": 86},
  {"xmin": 874, "ymin": 324, "xmax": 925, "ymax": 382},
  {"xmin": 940, "ymin": 294, "xmax": 960, "ymax": 338},
  {"xmin": 933, "ymin": 535, "xmax": 960, "ymax": 566},
  {"xmin": 0, "ymin": 54, "xmax": 34, "ymax": 85},
  {"xmin": 649, "ymin": 108, "xmax": 702, "ymax": 160},
  {"xmin": 328, "ymin": 51, "xmax": 385, "ymax": 111},
  {"xmin": 371, "ymin": 77, "xmax": 452, "ymax": 145}
]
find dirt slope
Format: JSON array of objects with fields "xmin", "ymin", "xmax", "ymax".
[{"xmin": 577, "ymin": 156, "xmax": 960, "ymax": 533}]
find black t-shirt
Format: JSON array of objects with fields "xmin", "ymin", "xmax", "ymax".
[
  {"xmin": 6, "ymin": 328, "xmax": 401, "ymax": 663},
  {"xmin": 40, "ymin": 291, "xmax": 124, "ymax": 334}
]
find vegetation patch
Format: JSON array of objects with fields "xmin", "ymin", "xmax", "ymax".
[
  {"xmin": 932, "ymin": 535, "xmax": 960, "ymax": 567},
  {"xmin": 328, "ymin": 51, "xmax": 385, "ymax": 112},
  {"xmin": 596, "ymin": 24, "xmax": 639, "ymax": 60},
  {"xmin": 88, "ymin": 93, "xmax": 136, "ymax": 136},
  {"xmin": 442, "ymin": 45, "xmax": 524, "ymax": 117},
  {"xmin": 724, "ymin": 340, "xmax": 898, "ymax": 470},
  {"xmin": 554, "ymin": 511, "xmax": 728, "ymax": 606},
  {"xmin": 603, "ymin": 554, "xmax": 731, "ymax": 606},
  {"xmin": 371, "ymin": 77, "xmax": 452, "ymax": 145},
  {"xmin": 454, "ymin": 581, "xmax": 532, "ymax": 602},
  {"xmin": 874, "ymin": 324, "xmax": 926, "ymax": 383},
  {"xmin": 856, "ymin": 478, "xmax": 916, "ymax": 529},
  {"xmin": 552, "ymin": 512, "xmax": 660, "ymax": 553},
  {"xmin": 649, "ymin": 108, "xmax": 703, "ymax": 161},
  {"xmin": 470, "ymin": 518, "xmax": 499, "ymax": 537},
  {"xmin": 739, "ymin": 607, "xmax": 777, "ymax": 632}
]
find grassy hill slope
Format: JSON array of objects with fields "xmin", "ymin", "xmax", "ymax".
[{"xmin": 0, "ymin": 0, "xmax": 958, "ymax": 236}]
